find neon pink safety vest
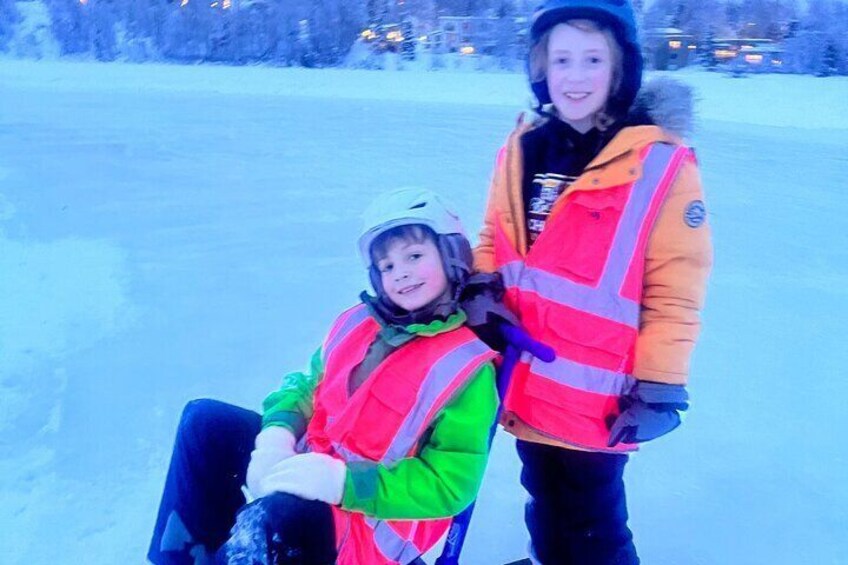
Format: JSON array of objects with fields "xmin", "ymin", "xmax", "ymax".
[
  {"xmin": 494, "ymin": 142, "xmax": 692, "ymax": 452},
  {"xmin": 306, "ymin": 304, "xmax": 496, "ymax": 565}
]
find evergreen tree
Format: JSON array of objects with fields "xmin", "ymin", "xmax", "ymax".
[
  {"xmin": 236, "ymin": 1, "xmax": 277, "ymax": 63},
  {"xmin": 47, "ymin": 0, "xmax": 91, "ymax": 55},
  {"xmin": 704, "ymin": 29, "xmax": 719, "ymax": 69},
  {"xmin": 492, "ymin": 0, "xmax": 516, "ymax": 67},
  {"xmin": 687, "ymin": 0, "xmax": 727, "ymax": 43},
  {"xmin": 120, "ymin": 0, "xmax": 169, "ymax": 60},
  {"xmin": 782, "ymin": 0, "xmax": 846, "ymax": 75},
  {"xmin": 89, "ymin": 0, "xmax": 118, "ymax": 61},
  {"xmin": 643, "ymin": 0, "xmax": 675, "ymax": 31},
  {"xmin": 161, "ymin": 0, "xmax": 212, "ymax": 61},
  {"xmin": 435, "ymin": 0, "xmax": 486, "ymax": 17},
  {"xmin": 268, "ymin": 0, "xmax": 308, "ymax": 66},
  {"xmin": 818, "ymin": 40, "xmax": 837, "ymax": 76},
  {"xmin": 0, "ymin": 0, "xmax": 21, "ymax": 53},
  {"xmin": 300, "ymin": 0, "xmax": 366, "ymax": 66}
]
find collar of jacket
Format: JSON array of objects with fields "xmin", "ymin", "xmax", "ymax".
[
  {"xmin": 508, "ymin": 122, "xmax": 681, "ymax": 193},
  {"xmin": 360, "ymin": 291, "xmax": 468, "ymax": 347},
  {"xmin": 510, "ymin": 76, "xmax": 693, "ymax": 193}
]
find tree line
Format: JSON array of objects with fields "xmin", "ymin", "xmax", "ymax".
[{"xmin": 0, "ymin": 0, "xmax": 845, "ymax": 75}]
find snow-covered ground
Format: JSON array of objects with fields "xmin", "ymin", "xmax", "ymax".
[{"xmin": 1, "ymin": 59, "xmax": 847, "ymax": 564}]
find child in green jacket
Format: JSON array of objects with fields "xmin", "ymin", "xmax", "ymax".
[{"xmin": 148, "ymin": 189, "xmax": 500, "ymax": 565}]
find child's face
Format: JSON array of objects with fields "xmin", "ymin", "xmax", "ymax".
[
  {"xmin": 546, "ymin": 23, "xmax": 614, "ymax": 133},
  {"xmin": 375, "ymin": 237, "xmax": 451, "ymax": 312}
]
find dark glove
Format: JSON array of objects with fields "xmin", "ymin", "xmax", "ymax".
[
  {"xmin": 607, "ymin": 381, "xmax": 689, "ymax": 447},
  {"xmin": 459, "ymin": 272, "xmax": 520, "ymax": 352},
  {"xmin": 459, "ymin": 272, "xmax": 555, "ymax": 399}
]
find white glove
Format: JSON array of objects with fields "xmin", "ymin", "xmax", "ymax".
[
  {"xmin": 245, "ymin": 426, "xmax": 298, "ymax": 499},
  {"xmin": 259, "ymin": 452, "xmax": 347, "ymax": 505}
]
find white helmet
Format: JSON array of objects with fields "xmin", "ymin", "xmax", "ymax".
[
  {"xmin": 358, "ymin": 188, "xmax": 474, "ymax": 301},
  {"xmin": 358, "ymin": 188, "xmax": 466, "ymax": 268}
]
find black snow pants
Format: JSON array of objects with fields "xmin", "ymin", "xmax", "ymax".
[
  {"xmin": 147, "ymin": 399, "xmax": 336, "ymax": 565},
  {"xmin": 516, "ymin": 440, "xmax": 639, "ymax": 565}
]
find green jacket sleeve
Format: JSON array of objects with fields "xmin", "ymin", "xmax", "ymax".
[
  {"xmin": 261, "ymin": 347, "xmax": 324, "ymax": 438},
  {"xmin": 340, "ymin": 361, "xmax": 499, "ymax": 520}
]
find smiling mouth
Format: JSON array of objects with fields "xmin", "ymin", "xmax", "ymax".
[
  {"xmin": 564, "ymin": 92, "xmax": 591, "ymax": 100},
  {"xmin": 398, "ymin": 283, "xmax": 424, "ymax": 295}
]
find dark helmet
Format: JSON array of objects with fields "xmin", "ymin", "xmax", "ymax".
[{"xmin": 528, "ymin": 0, "xmax": 643, "ymax": 118}]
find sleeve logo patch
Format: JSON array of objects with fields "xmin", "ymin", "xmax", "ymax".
[{"xmin": 684, "ymin": 200, "xmax": 706, "ymax": 228}]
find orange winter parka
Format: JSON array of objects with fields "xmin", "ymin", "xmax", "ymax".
[{"xmin": 475, "ymin": 87, "xmax": 713, "ymax": 452}]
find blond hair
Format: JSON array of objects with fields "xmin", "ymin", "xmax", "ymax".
[{"xmin": 529, "ymin": 19, "xmax": 623, "ymax": 130}]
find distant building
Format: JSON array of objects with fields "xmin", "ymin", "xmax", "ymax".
[
  {"xmin": 431, "ymin": 16, "xmax": 498, "ymax": 55},
  {"xmin": 359, "ymin": 14, "xmax": 521, "ymax": 57},
  {"xmin": 644, "ymin": 28, "xmax": 698, "ymax": 70},
  {"xmin": 711, "ymin": 38, "xmax": 785, "ymax": 73}
]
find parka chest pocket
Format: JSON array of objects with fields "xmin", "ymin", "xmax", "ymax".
[
  {"xmin": 342, "ymin": 369, "xmax": 417, "ymax": 460},
  {"xmin": 531, "ymin": 185, "xmax": 629, "ymax": 286}
]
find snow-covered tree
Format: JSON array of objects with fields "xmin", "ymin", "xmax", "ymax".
[
  {"xmin": 47, "ymin": 0, "xmax": 90, "ymax": 55},
  {"xmin": 435, "ymin": 0, "xmax": 488, "ymax": 17},
  {"xmin": 0, "ymin": 0, "xmax": 21, "ymax": 53},
  {"xmin": 119, "ymin": 0, "xmax": 169, "ymax": 61},
  {"xmin": 686, "ymin": 0, "xmax": 728, "ymax": 42},
  {"xmin": 160, "ymin": 0, "xmax": 213, "ymax": 61},
  {"xmin": 643, "ymin": 0, "xmax": 674, "ymax": 31},
  {"xmin": 88, "ymin": 0, "xmax": 118, "ymax": 61},
  {"xmin": 235, "ymin": 1, "xmax": 277, "ymax": 63},
  {"xmin": 492, "ymin": 0, "xmax": 517, "ymax": 67},
  {"xmin": 784, "ymin": 0, "xmax": 847, "ymax": 75},
  {"xmin": 267, "ymin": 0, "xmax": 308, "ymax": 66},
  {"xmin": 300, "ymin": 0, "xmax": 366, "ymax": 66}
]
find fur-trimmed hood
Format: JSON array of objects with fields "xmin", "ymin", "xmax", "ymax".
[{"xmin": 626, "ymin": 76, "xmax": 695, "ymax": 139}]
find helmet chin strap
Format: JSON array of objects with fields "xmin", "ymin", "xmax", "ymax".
[
  {"xmin": 361, "ymin": 287, "xmax": 458, "ymax": 330},
  {"xmin": 437, "ymin": 233, "xmax": 474, "ymax": 298},
  {"xmin": 367, "ymin": 266, "xmax": 460, "ymax": 323}
]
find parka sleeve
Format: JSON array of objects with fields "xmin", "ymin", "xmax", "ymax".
[
  {"xmin": 474, "ymin": 147, "xmax": 507, "ymax": 274},
  {"xmin": 634, "ymin": 158, "xmax": 713, "ymax": 385},
  {"xmin": 261, "ymin": 347, "xmax": 324, "ymax": 438},
  {"xmin": 340, "ymin": 362, "xmax": 498, "ymax": 520}
]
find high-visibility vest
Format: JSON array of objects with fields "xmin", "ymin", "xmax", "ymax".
[
  {"xmin": 306, "ymin": 304, "xmax": 496, "ymax": 565},
  {"xmin": 495, "ymin": 142, "xmax": 691, "ymax": 452}
]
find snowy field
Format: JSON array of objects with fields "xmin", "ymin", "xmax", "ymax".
[{"xmin": 1, "ymin": 59, "xmax": 847, "ymax": 564}]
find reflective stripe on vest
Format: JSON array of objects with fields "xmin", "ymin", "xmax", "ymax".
[
  {"xmin": 518, "ymin": 350, "xmax": 636, "ymax": 396},
  {"xmin": 329, "ymin": 337, "xmax": 491, "ymax": 459},
  {"xmin": 314, "ymin": 305, "xmax": 496, "ymax": 564},
  {"xmin": 500, "ymin": 260, "xmax": 640, "ymax": 326},
  {"xmin": 369, "ymin": 518, "xmax": 426, "ymax": 564},
  {"xmin": 384, "ymin": 339, "xmax": 493, "ymax": 462},
  {"xmin": 500, "ymin": 143, "xmax": 686, "ymax": 328},
  {"xmin": 497, "ymin": 143, "xmax": 689, "ymax": 451},
  {"xmin": 331, "ymin": 446, "xmax": 426, "ymax": 564},
  {"xmin": 323, "ymin": 304, "xmax": 371, "ymax": 361}
]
